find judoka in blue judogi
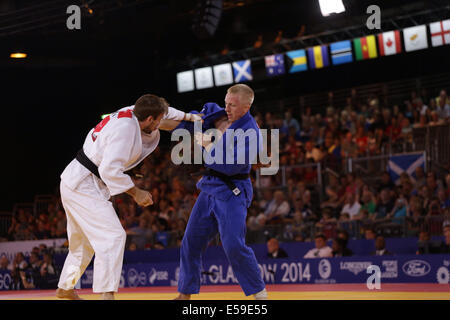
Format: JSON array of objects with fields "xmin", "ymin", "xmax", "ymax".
[{"xmin": 172, "ymin": 88, "xmax": 267, "ymax": 299}]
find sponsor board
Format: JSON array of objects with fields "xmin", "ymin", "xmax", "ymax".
[
  {"xmin": 381, "ymin": 260, "xmax": 398, "ymax": 279},
  {"xmin": 340, "ymin": 261, "xmax": 373, "ymax": 275},
  {"xmin": 22, "ymin": 254, "xmax": 448, "ymax": 291},
  {"xmin": 402, "ymin": 260, "xmax": 431, "ymax": 277}
]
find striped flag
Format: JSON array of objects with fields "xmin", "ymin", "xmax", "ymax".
[
  {"xmin": 353, "ymin": 35, "xmax": 377, "ymax": 60},
  {"xmin": 429, "ymin": 19, "xmax": 450, "ymax": 47},
  {"xmin": 307, "ymin": 45, "xmax": 329, "ymax": 69},
  {"xmin": 378, "ymin": 30, "xmax": 402, "ymax": 56},
  {"xmin": 286, "ymin": 49, "xmax": 308, "ymax": 73},
  {"xmin": 403, "ymin": 25, "xmax": 428, "ymax": 52},
  {"xmin": 330, "ymin": 40, "xmax": 353, "ymax": 65}
]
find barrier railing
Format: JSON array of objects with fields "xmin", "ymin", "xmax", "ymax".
[
  {"xmin": 244, "ymin": 214, "xmax": 450, "ymax": 245},
  {"xmin": 255, "ymin": 162, "xmax": 323, "ymax": 201}
]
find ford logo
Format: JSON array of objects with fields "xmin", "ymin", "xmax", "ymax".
[{"xmin": 402, "ymin": 260, "xmax": 431, "ymax": 277}]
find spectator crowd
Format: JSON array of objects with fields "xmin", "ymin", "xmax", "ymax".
[{"xmin": 3, "ymin": 87, "xmax": 450, "ymax": 254}]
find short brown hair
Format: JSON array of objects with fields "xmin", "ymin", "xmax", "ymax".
[
  {"xmin": 133, "ymin": 94, "xmax": 168, "ymax": 121},
  {"xmin": 227, "ymin": 84, "xmax": 254, "ymax": 105}
]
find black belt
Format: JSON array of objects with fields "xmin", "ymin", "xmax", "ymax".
[
  {"xmin": 191, "ymin": 168, "xmax": 249, "ymax": 196},
  {"xmin": 76, "ymin": 149, "xmax": 144, "ymax": 182},
  {"xmin": 75, "ymin": 148, "xmax": 101, "ymax": 180}
]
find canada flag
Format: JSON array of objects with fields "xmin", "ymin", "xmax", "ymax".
[{"xmin": 378, "ymin": 30, "xmax": 402, "ymax": 56}]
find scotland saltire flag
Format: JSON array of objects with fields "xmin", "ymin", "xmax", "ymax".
[
  {"xmin": 387, "ymin": 153, "xmax": 425, "ymax": 184},
  {"xmin": 265, "ymin": 54, "xmax": 285, "ymax": 76},
  {"xmin": 330, "ymin": 40, "xmax": 353, "ymax": 65},
  {"xmin": 232, "ymin": 60, "xmax": 253, "ymax": 82}
]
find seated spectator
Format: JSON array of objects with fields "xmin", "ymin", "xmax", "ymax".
[
  {"xmin": 304, "ymin": 234, "xmax": 333, "ymax": 258},
  {"xmin": 372, "ymin": 235, "xmax": 393, "ymax": 256},
  {"xmin": 258, "ymin": 189, "xmax": 274, "ymax": 213},
  {"xmin": 331, "ymin": 238, "xmax": 353, "ymax": 257},
  {"xmin": 283, "ymin": 111, "xmax": 300, "ymax": 133},
  {"xmin": 35, "ymin": 220, "xmax": 51, "ymax": 239},
  {"xmin": 360, "ymin": 189, "xmax": 376, "ymax": 215},
  {"xmin": 437, "ymin": 188, "xmax": 450, "ymax": 209},
  {"xmin": 126, "ymin": 216, "xmax": 154, "ymax": 250},
  {"xmin": 426, "ymin": 171, "xmax": 443, "ymax": 197},
  {"xmin": 337, "ymin": 229, "xmax": 350, "ymax": 243},
  {"xmin": 320, "ymin": 186, "xmax": 341, "ymax": 215},
  {"xmin": 415, "ymin": 231, "xmax": 441, "ymax": 254},
  {"xmin": 336, "ymin": 229, "xmax": 353, "ymax": 255},
  {"xmin": 0, "ymin": 255, "xmax": 11, "ymax": 271},
  {"xmin": 387, "ymin": 196, "xmax": 408, "ymax": 224},
  {"xmin": 266, "ymin": 238, "xmax": 289, "ymax": 259},
  {"xmin": 374, "ymin": 188, "xmax": 395, "ymax": 220},
  {"xmin": 365, "ymin": 228, "xmax": 377, "ymax": 240},
  {"xmin": 153, "ymin": 241, "xmax": 166, "ymax": 250},
  {"xmin": 12, "ymin": 252, "xmax": 28, "ymax": 271},
  {"xmin": 264, "ymin": 190, "xmax": 290, "ymax": 224},
  {"xmin": 304, "ymin": 141, "xmax": 323, "ymax": 162},
  {"xmin": 53, "ymin": 209, "xmax": 67, "ymax": 238},
  {"xmin": 38, "ymin": 252, "xmax": 59, "ymax": 289},
  {"xmin": 437, "ymin": 220, "xmax": 450, "ymax": 254},
  {"xmin": 341, "ymin": 192, "xmax": 361, "ymax": 220},
  {"xmin": 435, "ymin": 90, "xmax": 450, "ymax": 119},
  {"xmin": 315, "ymin": 208, "xmax": 337, "ymax": 239},
  {"xmin": 377, "ymin": 172, "xmax": 395, "ymax": 192}
]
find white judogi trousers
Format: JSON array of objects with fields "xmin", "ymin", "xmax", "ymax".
[{"xmin": 58, "ymin": 176, "xmax": 126, "ymax": 293}]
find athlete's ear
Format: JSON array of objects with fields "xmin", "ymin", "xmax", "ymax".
[{"xmin": 145, "ymin": 115, "xmax": 154, "ymax": 123}]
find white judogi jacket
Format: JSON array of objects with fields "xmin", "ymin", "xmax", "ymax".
[{"xmin": 61, "ymin": 105, "xmax": 185, "ymax": 198}]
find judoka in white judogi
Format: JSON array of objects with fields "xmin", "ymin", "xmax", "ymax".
[{"xmin": 56, "ymin": 95, "xmax": 199, "ymax": 299}]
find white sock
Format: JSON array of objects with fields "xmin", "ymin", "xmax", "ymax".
[{"xmin": 253, "ymin": 288, "xmax": 268, "ymax": 300}]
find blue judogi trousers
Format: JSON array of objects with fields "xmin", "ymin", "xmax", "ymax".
[{"xmin": 178, "ymin": 192, "xmax": 265, "ymax": 296}]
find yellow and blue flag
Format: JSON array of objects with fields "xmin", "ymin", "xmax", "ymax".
[
  {"xmin": 307, "ymin": 45, "xmax": 329, "ymax": 69},
  {"xmin": 286, "ymin": 49, "xmax": 308, "ymax": 73}
]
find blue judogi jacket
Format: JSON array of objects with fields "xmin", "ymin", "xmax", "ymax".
[{"xmin": 174, "ymin": 103, "xmax": 262, "ymax": 207}]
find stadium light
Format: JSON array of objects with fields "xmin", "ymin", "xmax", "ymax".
[
  {"xmin": 10, "ymin": 52, "xmax": 27, "ymax": 59},
  {"xmin": 318, "ymin": 0, "xmax": 346, "ymax": 17}
]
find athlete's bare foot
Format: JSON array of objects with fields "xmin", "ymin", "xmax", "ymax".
[
  {"xmin": 101, "ymin": 292, "xmax": 115, "ymax": 300},
  {"xmin": 173, "ymin": 293, "xmax": 191, "ymax": 300},
  {"xmin": 56, "ymin": 288, "xmax": 83, "ymax": 300}
]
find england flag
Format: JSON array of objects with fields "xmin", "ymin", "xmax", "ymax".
[{"xmin": 429, "ymin": 19, "xmax": 450, "ymax": 47}]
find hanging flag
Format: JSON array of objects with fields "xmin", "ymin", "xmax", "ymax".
[
  {"xmin": 378, "ymin": 30, "xmax": 402, "ymax": 56},
  {"xmin": 429, "ymin": 19, "xmax": 450, "ymax": 47},
  {"xmin": 387, "ymin": 153, "xmax": 425, "ymax": 185},
  {"xmin": 194, "ymin": 67, "xmax": 214, "ymax": 89},
  {"xmin": 285, "ymin": 49, "xmax": 308, "ymax": 73},
  {"xmin": 403, "ymin": 25, "xmax": 428, "ymax": 52},
  {"xmin": 213, "ymin": 63, "xmax": 233, "ymax": 86},
  {"xmin": 307, "ymin": 45, "xmax": 329, "ymax": 69},
  {"xmin": 265, "ymin": 54, "xmax": 285, "ymax": 76},
  {"xmin": 353, "ymin": 35, "xmax": 377, "ymax": 60},
  {"xmin": 232, "ymin": 60, "xmax": 253, "ymax": 83},
  {"xmin": 177, "ymin": 70, "xmax": 194, "ymax": 93},
  {"xmin": 330, "ymin": 40, "xmax": 353, "ymax": 65}
]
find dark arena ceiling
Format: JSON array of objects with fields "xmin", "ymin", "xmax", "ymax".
[{"xmin": 1, "ymin": 0, "xmax": 448, "ymax": 69}]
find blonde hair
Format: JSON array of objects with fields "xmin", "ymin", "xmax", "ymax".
[{"xmin": 227, "ymin": 84, "xmax": 254, "ymax": 105}]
